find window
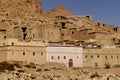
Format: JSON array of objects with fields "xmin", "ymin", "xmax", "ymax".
[
  {"xmin": 117, "ymin": 56, "xmax": 119, "ymax": 59},
  {"xmin": 61, "ymin": 33, "xmax": 64, "ymax": 36},
  {"xmin": 11, "ymin": 42, "xmax": 14, "ymax": 46},
  {"xmin": 91, "ymin": 55, "xmax": 93, "ymax": 58},
  {"xmin": 33, "ymin": 34, "xmax": 35, "ymax": 37},
  {"xmin": 111, "ymin": 56, "xmax": 113, "ymax": 59},
  {"xmin": 4, "ymin": 36, "xmax": 6, "ymax": 39},
  {"xmin": 72, "ymin": 31, "xmax": 75, "ymax": 34},
  {"xmin": 41, "ymin": 52, "xmax": 43, "ymax": 56},
  {"xmin": 85, "ymin": 55, "xmax": 87, "ymax": 58},
  {"xmin": 98, "ymin": 23, "xmax": 100, "ymax": 26},
  {"xmin": 64, "ymin": 56, "xmax": 66, "ymax": 59},
  {"xmin": 51, "ymin": 56, "xmax": 54, "ymax": 59},
  {"xmin": 33, "ymin": 52, "xmax": 35, "ymax": 56},
  {"xmin": 62, "ymin": 22, "xmax": 65, "ymax": 27},
  {"xmin": 97, "ymin": 55, "xmax": 99, "ymax": 58},
  {"xmin": 77, "ymin": 56, "xmax": 79, "ymax": 59},
  {"xmin": 58, "ymin": 56, "xmax": 60, "ymax": 60},
  {"xmin": 23, "ymin": 52, "xmax": 25, "ymax": 56},
  {"xmin": 105, "ymin": 56, "xmax": 107, "ymax": 59}
]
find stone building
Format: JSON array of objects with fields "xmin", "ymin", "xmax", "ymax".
[
  {"xmin": 0, "ymin": 38, "xmax": 46, "ymax": 64},
  {"xmin": 83, "ymin": 48, "xmax": 120, "ymax": 68},
  {"xmin": 46, "ymin": 46, "xmax": 82, "ymax": 67}
]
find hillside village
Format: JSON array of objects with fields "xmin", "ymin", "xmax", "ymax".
[{"xmin": 0, "ymin": 0, "xmax": 120, "ymax": 68}]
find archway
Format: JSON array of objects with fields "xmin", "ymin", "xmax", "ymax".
[{"xmin": 69, "ymin": 59, "xmax": 73, "ymax": 67}]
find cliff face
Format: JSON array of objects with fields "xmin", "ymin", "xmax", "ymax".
[
  {"xmin": 0, "ymin": 0, "xmax": 42, "ymax": 19},
  {"xmin": 0, "ymin": 0, "xmax": 41, "ymax": 9}
]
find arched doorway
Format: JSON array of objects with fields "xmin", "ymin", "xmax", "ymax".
[{"xmin": 69, "ymin": 59, "xmax": 73, "ymax": 67}]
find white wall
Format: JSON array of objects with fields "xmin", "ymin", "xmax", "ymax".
[{"xmin": 47, "ymin": 46, "xmax": 82, "ymax": 67}]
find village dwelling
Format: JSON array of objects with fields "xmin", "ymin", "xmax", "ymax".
[
  {"xmin": 0, "ymin": 38, "xmax": 46, "ymax": 64},
  {"xmin": 46, "ymin": 46, "xmax": 82, "ymax": 67}
]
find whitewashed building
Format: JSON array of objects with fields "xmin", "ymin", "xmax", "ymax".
[{"xmin": 47, "ymin": 46, "xmax": 82, "ymax": 67}]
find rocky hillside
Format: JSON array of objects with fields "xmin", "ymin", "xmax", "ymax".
[{"xmin": 0, "ymin": 61, "xmax": 120, "ymax": 80}]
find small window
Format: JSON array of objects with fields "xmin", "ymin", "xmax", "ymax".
[
  {"xmin": 117, "ymin": 56, "xmax": 119, "ymax": 59},
  {"xmin": 33, "ymin": 52, "xmax": 35, "ymax": 56},
  {"xmin": 105, "ymin": 56, "xmax": 107, "ymax": 59},
  {"xmin": 72, "ymin": 31, "xmax": 75, "ymax": 34},
  {"xmin": 61, "ymin": 33, "xmax": 64, "ymax": 36},
  {"xmin": 11, "ymin": 42, "xmax": 14, "ymax": 46},
  {"xmin": 85, "ymin": 55, "xmax": 87, "ymax": 58},
  {"xmin": 51, "ymin": 56, "xmax": 54, "ymax": 59},
  {"xmin": 77, "ymin": 56, "xmax": 79, "ymax": 59},
  {"xmin": 111, "ymin": 56, "xmax": 113, "ymax": 59},
  {"xmin": 97, "ymin": 55, "xmax": 99, "ymax": 58},
  {"xmin": 33, "ymin": 34, "xmax": 35, "ymax": 37},
  {"xmin": 41, "ymin": 52, "xmax": 43, "ymax": 56},
  {"xmin": 58, "ymin": 56, "xmax": 60, "ymax": 60},
  {"xmin": 23, "ymin": 52, "xmax": 25, "ymax": 56},
  {"xmin": 4, "ymin": 36, "xmax": 6, "ymax": 39},
  {"xmin": 64, "ymin": 56, "xmax": 66, "ymax": 59},
  {"xmin": 91, "ymin": 55, "xmax": 93, "ymax": 58}
]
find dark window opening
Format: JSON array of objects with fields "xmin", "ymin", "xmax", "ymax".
[
  {"xmin": 64, "ymin": 56, "xmax": 66, "ymax": 59},
  {"xmin": 4, "ymin": 36, "xmax": 6, "ymax": 39},
  {"xmin": 85, "ymin": 55, "xmax": 87, "ymax": 58},
  {"xmin": 51, "ymin": 56, "xmax": 54, "ymax": 59},
  {"xmin": 72, "ymin": 31, "xmax": 75, "ymax": 34},
  {"xmin": 105, "ymin": 56, "xmax": 107, "ymax": 59},
  {"xmin": 112, "ymin": 38, "xmax": 115, "ymax": 41},
  {"xmin": 117, "ymin": 56, "xmax": 119, "ymax": 59},
  {"xmin": 61, "ymin": 33, "xmax": 64, "ymax": 36},
  {"xmin": 103, "ymin": 24, "xmax": 105, "ymax": 26},
  {"xmin": 86, "ymin": 16, "xmax": 90, "ymax": 18},
  {"xmin": 97, "ymin": 55, "xmax": 99, "ymax": 58},
  {"xmin": 21, "ymin": 27, "xmax": 27, "ymax": 33},
  {"xmin": 98, "ymin": 23, "xmax": 100, "ymax": 26},
  {"xmin": 23, "ymin": 33, "xmax": 27, "ymax": 40},
  {"xmin": 41, "ymin": 52, "xmax": 43, "ymax": 56},
  {"xmin": 33, "ymin": 52, "xmax": 35, "ymax": 56},
  {"xmin": 61, "ymin": 22, "xmax": 66, "ymax": 28},
  {"xmin": 111, "ymin": 56, "xmax": 113, "ymax": 59},
  {"xmin": 91, "ymin": 55, "xmax": 93, "ymax": 58},
  {"xmin": 113, "ymin": 28, "xmax": 118, "ymax": 32},
  {"xmin": 11, "ymin": 42, "xmax": 14, "ymax": 46},
  {"xmin": 33, "ymin": 34, "xmax": 35, "ymax": 37},
  {"xmin": 58, "ymin": 56, "xmax": 60, "ymax": 60},
  {"xmin": 23, "ymin": 52, "xmax": 25, "ymax": 56},
  {"xmin": 77, "ymin": 56, "xmax": 79, "ymax": 59}
]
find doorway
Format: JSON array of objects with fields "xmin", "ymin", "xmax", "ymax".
[{"xmin": 69, "ymin": 59, "xmax": 73, "ymax": 67}]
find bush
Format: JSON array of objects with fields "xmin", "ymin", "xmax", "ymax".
[
  {"xmin": 104, "ymin": 63, "xmax": 110, "ymax": 69},
  {"xmin": 24, "ymin": 62, "xmax": 36, "ymax": 68},
  {"xmin": 0, "ymin": 61, "xmax": 15, "ymax": 72},
  {"xmin": 36, "ymin": 68, "xmax": 42, "ymax": 72},
  {"xmin": 14, "ymin": 63, "xmax": 22, "ymax": 68},
  {"xmin": 113, "ymin": 64, "xmax": 120, "ymax": 68}
]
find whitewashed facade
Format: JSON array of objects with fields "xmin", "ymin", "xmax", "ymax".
[{"xmin": 47, "ymin": 46, "xmax": 82, "ymax": 67}]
